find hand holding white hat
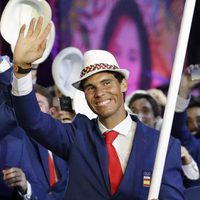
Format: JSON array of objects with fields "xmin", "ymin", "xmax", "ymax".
[
  {"xmin": 0, "ymin": 0, "xmax": 53, "ymax": 65},
  {"xmin": 13, "ymin": 17, "xmax": 51, "ymax": 77}
]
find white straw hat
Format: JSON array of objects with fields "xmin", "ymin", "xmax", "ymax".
[
  {"xmin": 0, "ymin": 0, "xmax": 54, "ymax": 64},
  {"xmin": 72, "ymin": 49, "xmax": 129, "ymax": 90}
]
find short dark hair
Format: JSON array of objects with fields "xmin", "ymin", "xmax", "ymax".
[
  {"xmin": 128, "ymin": 93, "xmax": 161, "ymax": 117},
  {"xmin": 80, "ymin": 70, "xmax": 126, "ymax": 90}
]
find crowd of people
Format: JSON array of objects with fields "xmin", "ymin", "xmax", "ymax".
[{"xmin": 0, "ymin": 16, "xmax": 200, "ymax": 200}]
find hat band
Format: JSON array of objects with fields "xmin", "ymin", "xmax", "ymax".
[{"xmin": 80, "ymin": 63, "xmax": 119, "ymax": 78}]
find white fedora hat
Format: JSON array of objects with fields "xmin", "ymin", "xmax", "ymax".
[
  {"xmin": 72, "ymin": 49, "xmax": 129, "ymax": 91},
  {"xmin": 52, "ymin": 47, "xmax": 84, "ymax": 98},
  {"xmin": 0, "ymin": 0, "xmax": 54, "ymax": 64}
]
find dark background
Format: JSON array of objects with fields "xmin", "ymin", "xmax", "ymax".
[{"xmin": 0, "ymin": 0, "xmax": 199, "ymax": 88}]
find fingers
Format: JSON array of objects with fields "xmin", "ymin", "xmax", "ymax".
[
  {"xmin": 18, "ymin": 24, "xmax": 27, "ymax": 39},
  {"xmin": 39, "ymin": 21, "xmax": 52, "ymax": 43},
  {"xmin": 59, "ymin": 110, "xmax": 75, "ymax": 123},
  {"xmin": 20, "ymin": 16, "xmax": 51, "ymax": 40},
  {"xmin": 2, "ymin": 168, "xmax": 26, "ymax": 188},
  {"xmin": 33, "ymin": 16, "xmax": 43, "ymax": 38},
  {"xmin": 26, "ymin": 18, "xmax": 36, "ymax": 37}
]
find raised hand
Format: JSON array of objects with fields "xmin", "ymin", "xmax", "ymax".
[
  {"xmin": 13, "ymin": 16, "xmax": 51, "ymax": 72},
  {"xmin": 58, "ymin": 110, "xmax": 76, "ymax": 123},
  {"xmin": 179, "ymin": 64, "xmax": 200, "ymax": 98}
]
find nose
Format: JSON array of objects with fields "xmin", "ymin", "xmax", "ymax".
[{"xmin": 94, "ymin": 86, "xmax": 104, "ymax": 98}]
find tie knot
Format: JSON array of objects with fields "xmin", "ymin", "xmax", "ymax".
[{"xmin": 104, "ymin": 131, "xmax": 118, "ymax": 144}]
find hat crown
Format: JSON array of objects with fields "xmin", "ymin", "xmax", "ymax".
[
  {"xmin": 80, "ymin": 50, "xmax": 120, "ymax": 78},
  {"xmin": 83, "ymin": 50, "xmax": 119, "ymax": 68}
]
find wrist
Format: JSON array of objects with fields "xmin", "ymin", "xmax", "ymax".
[
  {"xmin": 13, "ymin": 63, "xmax": 32, "ymax": 78},
  {"xmin": 178, "ymin": 88, "xmax": 190, "ymax": 99},
  {"xmin": 17, "ymin": 185, "xmax": 27, "ymax": 195}
]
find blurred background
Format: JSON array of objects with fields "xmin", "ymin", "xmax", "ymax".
[{"xmin": 0, "ymin": 0, "xmax": 199, "ymax": 94}]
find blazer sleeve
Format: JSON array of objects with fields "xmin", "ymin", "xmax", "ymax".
[
  {"xmin": 12, "ymin": 90, "xmax": 75, "ymax": 160},
  {"xmin": 159, "ymin": 138, "xmax": 185, "ymax": 200},
  {"xmin": 172, "ymin": 111, "xmax": 200, "ymax": 165}
]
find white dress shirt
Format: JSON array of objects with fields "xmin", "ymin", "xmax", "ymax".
[{"xmin": 98, "ymin": 115, "xmax": 136, "ymax": 173}]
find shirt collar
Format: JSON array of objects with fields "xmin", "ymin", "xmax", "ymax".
[{"xmin": 98, "ymin": 114, "xmax": 132, "ymax": 136}]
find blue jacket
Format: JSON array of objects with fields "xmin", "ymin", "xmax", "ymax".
[
  {"xmin": 172, "ymin": 111, "xmax": 200, "ymax": 188},
  {"xmin": 0, "ymin": 131, "xmax": 45, "ymax": 200},
  {"xmin": 13, "ymin": 90, "xmax": 185, "ymax": 200},
  {"xmin": 0, "ymin": 66, "xmax": 68, "ymax": 200},
  {"xmin": 25, "ymin": 137, "xmax": 69, "ymax": 200}
]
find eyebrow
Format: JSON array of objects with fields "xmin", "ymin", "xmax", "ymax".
[{"xmin": 84, "ymin": 78, "xmax": 113, "ymax": 89}]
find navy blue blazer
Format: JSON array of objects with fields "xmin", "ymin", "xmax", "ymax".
[
  {"xmin": 172, "ymin": 111, "xmax": 200, "ymax": 163},
  {"xmin": 172, "ymin": 111, "xmax": 200, "ymax": 188},
  {"xmin": 0, "ymin": 105, "xmax": 68, "ymax": 200},
  {"xmin": 13, "ymin": 91, "xmax": 185, "ymax": 200},
  {"xmin": 0, "ymin": 67, "xmax": 68, "ymax": 200},
  {"xmin": 24, "ymin": 137, "xmax": 69, "ymax": 200},
  {"xmin": 0, "ymin": 130, "xmax": 45, "ymax": 200}
]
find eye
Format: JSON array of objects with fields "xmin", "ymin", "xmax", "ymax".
[
  {"xmin": 130, "ymin": 107, "xmax": 138, "ymax": 114},
  {"xmin": 142, "ymin": 108, "xmax": 151, "ymax": 114},
  {"xmin": 84, "ymin": 85, "xmax": 95, "ymax": 93},
  {"xmin": 103, "ymin": 80, "xmax": 111, "ymax": 86}
]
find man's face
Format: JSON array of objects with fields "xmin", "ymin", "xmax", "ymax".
[
  {"xmin": 36, "ymin": 93, "xmax": 50, "ymax": 114},
  {"xmin": 82, "ymin": 72, "xmax": 127, "ymax": 121},
  {"xmin": 129, "ymin": 98, "xmax": 156, "ymax": 128},
  {"xmin": 187, "ymin": 106, "xmax": 200, "ymax": 135}
]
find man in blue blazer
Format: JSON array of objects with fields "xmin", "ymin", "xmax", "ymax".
[
  {"xmin": 11, "ymin": 17, "xmax": 185, "ymax": 199},
  {"xmin": 0, "ymin": 64, "xmax": 44, "ymax": 199},
  {"xmin": 0, "ymin": 57, "xmax": 68, "ymax": 199},
  {"xmin": 172, "ymin": 64, "xmax": 200, "ymax": 188}
]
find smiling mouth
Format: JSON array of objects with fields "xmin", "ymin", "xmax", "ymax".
[{"xmin": 96, "ymin": 99, "xmax": 111, "ymax": 106}]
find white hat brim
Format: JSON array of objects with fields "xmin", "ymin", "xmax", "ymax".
[{"xmin": 52, "ymin": 47, "xmax": 84, "ymax": 98}]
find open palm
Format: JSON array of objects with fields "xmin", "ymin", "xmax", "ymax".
[{"xmin": 13, "ymin": 16, "xmax": 51, "ymax": 66}]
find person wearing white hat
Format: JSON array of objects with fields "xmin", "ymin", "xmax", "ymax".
[{"xmin": 10, "ymin": 17, "xmax": 185, "ymax": 199}]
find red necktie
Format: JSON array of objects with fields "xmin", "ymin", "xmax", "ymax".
[
  {"xmin": 104, "ymin": 131, "xmax": 123, "ymax": 195},
  {"xmin": 48, "ymin": 153, "xmax": 56, "ymax": 187}
]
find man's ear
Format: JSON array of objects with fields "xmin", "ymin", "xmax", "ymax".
[
  {"xmin": 121, "ymin": 79, "xmax": 128, "ymax": 93},
  {"xmin": 50, "ymin": 106, "xmax": 58, "ymax": 117}
]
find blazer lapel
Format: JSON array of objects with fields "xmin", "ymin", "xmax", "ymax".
[
  {"xmin": 117, "ymin": 119, "xmax": 147, "ymax": 194},
  {"xmin": 37, "ymin": 144, "xmax": 51, "ymax": 184},
  {"xmin": 93, "ymin": 123, "xmax": 110, "ymax": 194}
]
